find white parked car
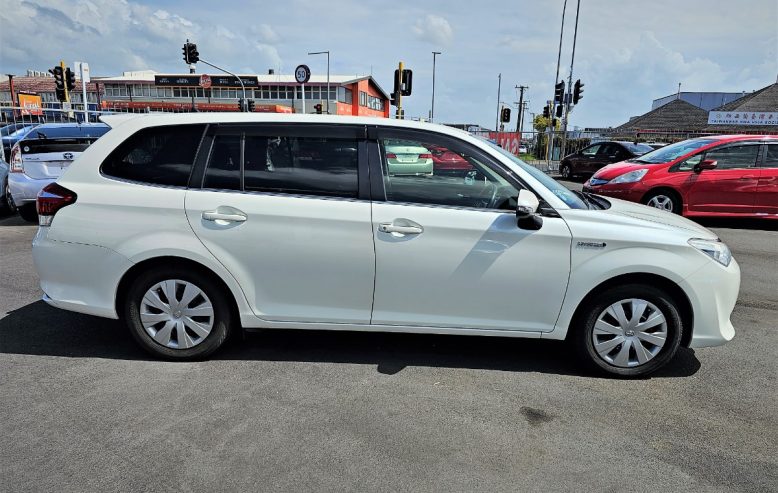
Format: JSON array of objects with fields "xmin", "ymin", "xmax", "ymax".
[{"xmin": 32, "ymin": 113, "xmax": 740, "ymax": 377}]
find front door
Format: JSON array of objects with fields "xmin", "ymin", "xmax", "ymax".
[
  {"xmin": 685, "ymin": 142, "xmax": 761, "ymax": 214},
  {"xmin": 185, "ymin": 124, "xmax": 375, "ymax": 324},
  {"xmin": 369, "ymin": 129, "xmax": 572, "ymax": 333}
]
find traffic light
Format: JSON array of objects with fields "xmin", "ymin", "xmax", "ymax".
[
  {"xmin": 247, "ymin": 99, "xmax": 255, "ymax": 112},
  {"xmin": 65, "ymin": 67, "xmax": 76, "ymax": 92},
  {"xmin": 573, "ymin": 79, "xmax": 584, "ymax": 104},
  {"xmin": 500, "ymin": 107, "xmax": 511, "ymax": 123},
  {"xmin": 554, "ymin": 81, "xmax": 565, "ymax": 104},
  {"xmin": 314, "ymin": 103, "xmax": 323, "ymax": 114},
  {"xmin": 555, "ymin": 104, "xmax": 563, "ymax": 118},
  {"xmin": 552, "ymin": 118, "xmax": 558, "ymax": 128},
  {"xmin": 183, "ymin": 42, "xmax": 199, "ymax": 64},
  {"xmin": 542, "ymin": 104, "xmax": 550, "ymax": 119},
  {"xmin": 50, "ymin": 66, "xmax": 66, "ymax": 102},
  {"xmin": 401, "ymin": 69, "xmax": 412, "ymax": 96},
  {"xmin": 237, "ymin": 98, "xmax": 245, "ymax": 112}
]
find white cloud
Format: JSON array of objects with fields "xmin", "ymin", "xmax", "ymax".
[{"xmin": 413, "ymin": 14, "xmax": 453, "ymax": 47}]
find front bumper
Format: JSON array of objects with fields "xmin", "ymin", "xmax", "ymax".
[
  {"xmin": 681, "ymin": 257, "xmax": 740, "ymax": 348},
  {"xmin": 8, "ymin": 172, "xmax": 53, "ymax": 206},
  {"xmin": 583, "ymin": 179, "xmax": 647, "ymax": 204}
]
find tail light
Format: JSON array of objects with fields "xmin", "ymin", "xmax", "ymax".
[
  {"xmin": 9, "ymin": 144, "xmax": 23, "ymax": 173},
  {"xmin": 419, "ymin": 153, "xmax": 432, "ymax": 159},
  {"xmin": 36, "ymin": 183, "xmax": 77, "ymax": 227},
  {"xmin": 386, "ymin": 153, "xmax": 397, "ymax": 159}
]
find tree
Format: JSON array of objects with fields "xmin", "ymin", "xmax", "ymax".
[{"xmin": 533, "ymin": 115, "xmax": 560, "ymax": 132}]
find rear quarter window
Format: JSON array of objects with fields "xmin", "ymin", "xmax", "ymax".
[{"xmin": 101, "ymin": 125, "xmax": 206, "ymax": 186}]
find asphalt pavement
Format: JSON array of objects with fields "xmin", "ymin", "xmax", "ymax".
[{"xmin": 1, "ymin": 185, "xmax": 776, "ymax": 492}]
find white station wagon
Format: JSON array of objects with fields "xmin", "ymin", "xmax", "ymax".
[{"xmin": 32, "ymin": 114, "xmax": 740, "ymax": 377}]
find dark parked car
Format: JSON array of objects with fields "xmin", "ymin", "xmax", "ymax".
[{"xmin": 559, "ymin": 141, "xmax": 654, "ymax": 180}]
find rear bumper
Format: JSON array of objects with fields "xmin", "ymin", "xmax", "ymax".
[
  {"xmin": 33, "ymin": 228, "xmax": 132, "ymax": 319},
  {"xmin": 681, "ymin": 257, "xmax": 740, "ymax": 348},
  {"xmin": 8, "ymin": 172, "xmax": 52, "ymax": 206}
]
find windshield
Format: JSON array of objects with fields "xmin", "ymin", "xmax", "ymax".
[
  {"xmin": 625, "ymin": 143, "xmax": 654, "ymax": 155},
  {"xmin": 631, "ymin": 138, "xmax": 715, "ymax": 164},
  {"xmin": 481, "ymin": 138, "xmax": 588, "ymax": 209},
  {"xmin": 1, "ymin": 124, "xmax": 33, "ymax": 137},
  {"xmin": 25, "ymin": 125, "xmax": 110, "ymax": 140}
]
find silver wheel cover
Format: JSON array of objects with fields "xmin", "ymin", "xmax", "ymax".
[
  {"xmin": 646, "ymin": 194, "xmax": 674, "ymax": 211},
  {"xmin": 592, "ymin": 298, "xmax": 668, "ymax": 368},
  {"xmin": 140, "ymin": 279, "xmax": 214, "ymax": 349}
]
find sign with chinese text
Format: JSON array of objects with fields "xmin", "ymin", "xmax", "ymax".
[{"xmin": 707, "ymin": 111, "xmax": 777, "ymax": 125}]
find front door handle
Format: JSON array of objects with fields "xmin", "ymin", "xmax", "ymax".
[
  {"xmin": 203, "ymin": 210, "xmax": 247, "ymax": 223},
  {"xmin": 739, "ymin": 175, "xmax": 757, "ymax": 181},
  {"xmin": 379, "ymin": 223, "xmax": 423, "ymax": 235}
]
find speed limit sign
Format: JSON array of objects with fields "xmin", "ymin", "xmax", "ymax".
[{"xmin": 295, "ymin": 64, "xmax": 311, "ymax": 84}]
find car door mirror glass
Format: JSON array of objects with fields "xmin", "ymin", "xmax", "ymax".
[
  {"xmin": 695, "ymin": 159, "xmax": 717, "ymax": 172},
  {"xmin": 516, "ymin": 189, "xmax": 539, "ymax": 217}
]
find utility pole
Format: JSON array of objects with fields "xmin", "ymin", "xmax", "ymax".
[
  {"xmin": 396, "ymin": 61, "xmax": 404, "ymax": 119},
  {"xmin": 431, "ymin": 51, "xmax": 441, "ymax": 122},
  {"xmin": 516, "ymin": 85, "xmax": 528, "ymax": 136},
  {"xmin": 495, "ymin": 73, "xmax": 501, "ymax": 133},
  {"xmin": 548, "ymin": 0, "xmax": 568, "ymax": 166},
  {"xmin": 561, "ymin": 0, "xmax": 581, "ymax": 159}
]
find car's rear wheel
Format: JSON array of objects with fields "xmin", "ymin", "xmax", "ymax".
[
  {"xmin": 643, "ymin": 189, "xmax": 681, "ymax": 214},
  {"xmin": 560, "ymin": 163, "xmax": 573, "ymax": 180},
  {"xmin": 124, "ymin": 268, "xmax": 232, "ymax": 360},
  {"xmin": 17, "ymin": 203, "xmax": 38, "ymax": 222},
  {"xmin": 0, "ymin": 177, "xmax": 16, "ymax": 215},
  {"xmin": 573, "ymin": 284, "xmax": 683, "ymax": 377}
]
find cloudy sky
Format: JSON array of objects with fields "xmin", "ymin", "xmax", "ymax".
[{"xmin": 1, "ymin": 0, "xmax": 776, "ymax": 129}]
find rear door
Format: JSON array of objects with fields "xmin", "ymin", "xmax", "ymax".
[
  {"xmin": 185, "ymin": 123, "xmax": 376, "ymax": 324},
  {"xmin": 685, "ymin": 142, "xmax": 760, "ymax": 214},
  {"xmin": 755, "ymin": 142, "xmax": 778, "ymax": 215}
]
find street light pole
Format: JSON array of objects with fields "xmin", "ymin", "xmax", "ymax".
[
  {"xmin": 495, "ymin": 73, "xmax": 501, "ymax": 133},
  {"xmin": 308, "ymin": 51, "xmax": 330, "ymax": 114},
  {"xmin": 548, "ymin": 0, "xmax": 568, "ymax": 166},
  {"xmin": 431, "ymin": 51, "xmax": 441, "ymax": 122},
  {"xmin": 561, "ymin": 0, "xmax": 581, "ymax": 159}
]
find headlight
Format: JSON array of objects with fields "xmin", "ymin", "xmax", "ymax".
[
  {"xmin": 609, "ymin": 168, "xmax": 648, "ymax": 184},
  {"xmin": 688, "ymin": 238, "xmax": 732, "ymax": 267}
]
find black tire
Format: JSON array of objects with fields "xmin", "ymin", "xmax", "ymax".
[
  {"xmin": 17, "ymin": 203, "xmax": 38, "ymax": 222},
  {"xmin": 642, "ymin": 189, "xmax": 682, "ymax": 215},
  {"xmin": 560, "ymin": 163, "xmax": 573, "ymax": 180},
  {"xmin": 124, "ymin": 267, "xmax": 233, "ymax": 360},
  {"xmin": 573, "ymin": 284, "xmax": 683, "ymax": 378},
  {"xmin": 0, "ymin": 177, "xmax": 14, "ymax": 215}
]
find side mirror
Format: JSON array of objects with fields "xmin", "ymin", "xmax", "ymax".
[
  {"xmin": 694, "ymin": 159, "xmax": 717, "ymax": 173},
  {"xmin": 516, "ymin": 189, "xmax": 543, "ymax": 230}
]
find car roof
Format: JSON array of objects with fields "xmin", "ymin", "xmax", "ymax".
[
  {"xmin": 34, "ymin": 122, "xmax": 109, "ymax": 129},
  {"xmin": 696, "ymin": 134, "xmax": 778, "ymax": 142}
]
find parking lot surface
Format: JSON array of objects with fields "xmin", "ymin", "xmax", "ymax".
[{"xmin": 1, "ymin": 187, "xmax": 777, "ymax": 492}]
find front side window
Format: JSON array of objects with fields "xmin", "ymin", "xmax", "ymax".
[
  {"xmin": 102, "ymin": 125, "xmax": 206, "ymax": 186},
  {"xmin": 380, "ymin": 136, "xmax": 519, "ymax": 210},
  {"xmin": 704, "ymin": 144, "xmax": 759, "ymax": 170},
  {"xmin": 202, "ymin": 131, "xmax": 359, "ymax": 198},
  {"xmin": 582, "ymin": 144, "xmax": 600, "ymax": 156}
]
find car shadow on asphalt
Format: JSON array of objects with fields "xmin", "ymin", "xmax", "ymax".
[
  {"xmin": 0, "ymin": 301, "xmax": 701, "ymax": 379},
  {"xmin": 692, "ymin": 217, "xmax": 778, "ymax": 232}
]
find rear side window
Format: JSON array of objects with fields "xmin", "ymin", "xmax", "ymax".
[
  {"xmin": 203, "ymin": 133, "xmax": 359, "ymax": 198},
  {"xmin": 102, "ymin": 125, "xmax": 206, "ymax": 186},
  {"xmin": 764, "ymin": 144, "xmax": 778, "ymax": 168}
]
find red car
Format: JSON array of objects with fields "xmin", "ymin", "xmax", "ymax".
[
  {"xmin": 428, "ymin": 144, "xmax": 473, "ymax": 176},
  {"xmin": 583, "ymin": 135, "xmax": 778, "ymax": 218}
]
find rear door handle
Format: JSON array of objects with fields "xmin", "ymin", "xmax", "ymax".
[
  {"xmin": 203, "ymin": 210, "xmax": 247, "ymax": 223},
  {"xmin": 379, "ymin": 223, "xmax": 423, "ymax": 235}
]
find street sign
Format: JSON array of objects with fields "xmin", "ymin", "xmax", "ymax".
[
  {"xmin": 295, "ymin": 64, "xmax": 311, "ymax": 84},
  {"xmin": 74, "ymin": 61, "xmax": 90, "ymax": 82},
  {"xmin": 199, "ymin": 74, "xmax": 212, "ymax": 89},
  {"xmin": 154, "ymin": 75, "xmax": 259, "ymax": 88}
]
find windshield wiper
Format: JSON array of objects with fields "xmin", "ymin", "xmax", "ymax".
[
  {"xmin": 36, "ymin": 131, "xmax": 48, "ymax": 139},
  {"xmin": 572, "ymin": 190, "xmax": 596, "ymax": 209}
]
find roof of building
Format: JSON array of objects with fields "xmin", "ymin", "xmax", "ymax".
[
  {"xmin": 0, "ymin": 76, "xmax": 101, "ymax": 94},
  {"xmin": 701, "ymin": 83, "xmax": 778, "ymax": 133},
  {"xmin": 613, "ymin": 99, "xmax": 710, "ymax": 134}
]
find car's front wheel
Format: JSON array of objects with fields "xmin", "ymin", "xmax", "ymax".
[
  {"xmin": 643, "ymin": 189, "xmax": 681, "ymax": 214},
  {"xmin": 573, "ymin": 284, "xmax": 683, "ymax": 377},
  {"xmin": 124, "ymin": 268, "xmax": 233, "ymax": 360}
]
